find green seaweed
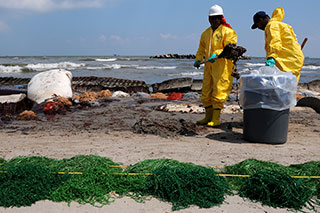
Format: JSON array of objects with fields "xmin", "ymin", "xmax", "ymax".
[
  {"xmin": 145, "ymin": 165, "xmax": 229, "ymax": 211},
  {"xmin": 0, "ymin": 164, "xmax": 67, "ymax": 207},
  {"xmin": 240, "ymin": 170, "xmax": 314, "ymax": 210},
  {"xmin": 0, "ymin": 156, "xmax": 318, "ymax": 211}
]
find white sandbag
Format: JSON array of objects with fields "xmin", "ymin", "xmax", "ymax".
[{"xmin": 27, "ymin": 69, "xmax": 73, "ymax": 104}]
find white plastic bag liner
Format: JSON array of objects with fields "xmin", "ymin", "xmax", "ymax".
[
  {"xmin": 240, "ymin": 66, "xmax": 297, "ymax": 111},
  {"xmin": 27, "ymin": 69, "xmax": 72, "ymax": 104}
]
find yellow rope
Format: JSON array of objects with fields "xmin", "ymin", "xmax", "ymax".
[
  {"xmin": 1, "ymin": 164, "xmax": 320, "ymax": 178},
  {"xmin": 108, "ymin": 165, "xmax": 128, "ymax": 168},
  {"xmin": 110, "ymin": 172, "xmax": 153, "ymax": 176},
  {"xmin": 210, "ymin": 166, "xmax": 225, "ymax": 169},
  {"xmin": 3, "ymin": 170, "xmax": 319, "ymax": 179},
  {"xmin": 56, "ymin": 172, "xmax": 83, "ymax": 175},
  {"xmin": 291, "ymin": 176, "xmax": 320, "ymax": 179},
  {"xmin": 216, "ymin": 174, "xmax": 250, "ymax": 177},
  {"xmin": 107, "ymin": 173, "xmax": 320, "ymax": 179}
]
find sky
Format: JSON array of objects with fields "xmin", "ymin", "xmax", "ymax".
[{"xmin": 0, "ymin": 0, "xmax": 319, "ymax": 57}]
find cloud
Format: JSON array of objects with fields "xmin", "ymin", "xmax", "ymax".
[
  {"xmin": 99, "ymin": 35, "xmax": 107, "ymax": 42},
  {"xmin": 0, "ymin": 20, "xmax": 9, "ymax": 32},
  {"xmin": 0, "ymin": 0, "xmax": 104, "ymax": 12},
  {"xmin": 160, "ymin": 33, "xmax": 177, "ymax": 40},
  {"xmin": 160, "ymin": 33, "xmax": 197, "ymax": 41},
  {"xmin": 185, "ymin": 33, "xmax": 197, "ymax": 40},
  {"xmin": 110, "ymin": 35, "xmax": 122, "ymax": 41},
  {"xmin": 108, "ymin": 35, "xmax": 128, "ymax": 46}
]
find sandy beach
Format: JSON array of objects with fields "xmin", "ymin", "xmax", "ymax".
[{"xmin": 0, "ymin": 95, "xmax": 319, "ymax": 212}]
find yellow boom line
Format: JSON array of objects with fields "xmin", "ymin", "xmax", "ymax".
[{"xmin": 0, "ymin": 170, "xmax": 319, "ymax": 179}]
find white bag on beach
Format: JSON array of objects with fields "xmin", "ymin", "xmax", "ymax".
[{"xmin": 27, "ymin": 69, "xmax": 73, "ymax": 104}]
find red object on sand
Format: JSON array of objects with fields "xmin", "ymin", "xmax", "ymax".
[
  {"xmin": 167, "ymin": 92, "xmax": 183, "ymax": 100},
  {"xmin": 43, "ymin": 101, "xmax": 65, "ymax": 114}
]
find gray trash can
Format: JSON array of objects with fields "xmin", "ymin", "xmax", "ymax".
[
  {"xmin": 240, "ymin": 67, "xmax": 297, "ymax": 144},
  {"xmin": 243, "ymin": 108, "xmax": 289, "ymax": 144}
]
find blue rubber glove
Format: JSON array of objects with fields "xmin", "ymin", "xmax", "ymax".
[
  {"xmin": 194, "ymin": 60, "xmax": 201, "ymax": 68},
  {"xmin": 208, "ymin": 53, "xmax": 217, "ymax": 63},
  {"xmin": 265, "ymin": 57, "xmax": 276, "ymax": 66}
]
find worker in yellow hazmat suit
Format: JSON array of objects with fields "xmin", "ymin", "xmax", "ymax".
[
  {"xmin": 194, "ymin": 5, "xmax": 237, "ymax": 127},
  {"xmin": 251, "ymin": 8, "xmax": 304, "ymax": 83}
]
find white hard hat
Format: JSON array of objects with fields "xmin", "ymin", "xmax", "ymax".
[{"xmin": 208, "ymin": 5, "xmax": 224, "ymax": 16}]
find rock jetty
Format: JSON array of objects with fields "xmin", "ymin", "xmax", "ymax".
[
  {"xmin": 150, "ymin": 54, "xmax": 196, "ymax": 59},
  {"xmin": 150, "ymin": 54, "xmax": 251, "ymax": 60}
]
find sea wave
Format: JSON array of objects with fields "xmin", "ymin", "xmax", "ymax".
[
  {"xmin": 117, "ymin": 57, "xmax": 150, "ymax": 62},
  {"xmin": 25, "ymin": 62, "xmax": 86, "ymax": 70},
  {"xmin": 0, "ymin": 65, "xmax": 23, "ymax": 73},
  {"xmin": 80, "ymin": 58, "xmax": 95, "ymax": 61},
  {"xmin": 85, "ymin": 64, "xmax": 138, "ymax": 70},
  {"xmin": 243, "ymin": 62, "xmax": 265, "ymax": 67},
  {"xmin": 95, "ymin": 58, "xmax": 117, "ymax": 62},
  {"xmin": 238, "ymin": 68, "xmax": 251, "ymax": 72},
  {"xmin": 168, "ymin": 71, "xmax": 202, "ymax": 77},
  {"xmin": 103, "ymin": 64, "xmax": 139, "ymax": 69},
  {"xmin": 0, "ymin": 62, "xmax": 85, "ymax": 73},
  {"xmin": 138, "ymin": 66, "xmax": 177, "ymax": 70},
  {"xmin": 85, "ymin": 64, "xmax": 176, "ymax": 70},
  {"xmin": 85, "ymin": 66, "xmax": 108, "ymax": 70},
  {"xmin": 303, "ymin": 65, "xmax": 320, "ymax": 70}
]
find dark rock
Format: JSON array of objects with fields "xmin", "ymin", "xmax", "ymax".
[
  {"xmin": 150, "ymin": 54, "xmax": 196, "ymax": 59},
  {"xmin": 299, "ymin": 80, "xmax": 320, "ymax": 93},
  {"xmin": 191, "ymin": 79, "xmax": 203, "ymax": 91},
  {"xmin": 152, "ymin": 78, "xmax": 193, "ymax": 93},
  {"xmin": 297, "ymin": 97, "xmax": 320, "ymax": 113}
]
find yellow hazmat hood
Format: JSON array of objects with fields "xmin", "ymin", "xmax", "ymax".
[
  {"xmin": 265, "ymin": 7, "xmax": 304, "ymax": 83},
  {"xmin": 271, "ymin": 7, "xmax": 284, "ymax": 22}
]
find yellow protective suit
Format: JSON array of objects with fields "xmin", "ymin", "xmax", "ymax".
[
  {"xmin": 196, "ymin": 24, "xmax": 237, "ymax": 109},
  {"xmin": 265, "ymin": 8, "xmax": 304, "ymax": 83}
]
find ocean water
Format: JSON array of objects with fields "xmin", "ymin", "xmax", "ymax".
[{"xmin": 0, "ymin": 56, "xmax": 319, "ymax": 84}]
